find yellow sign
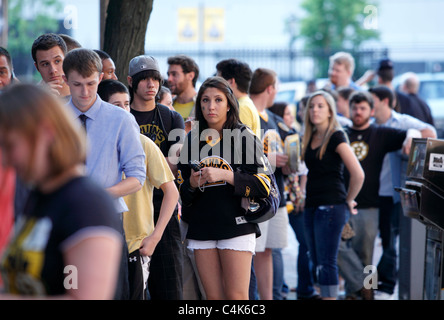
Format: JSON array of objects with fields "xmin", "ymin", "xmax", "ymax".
[
  {"xmin": 178, "ymin": 8, "xmax": 199, "ymax": 42},
  {"xmin": 177, "ymin": 7, "xmax": 225, "ymax": 43},
  {"xmin": 203, "ymin": 8, "xmax": 224, "ymax": 42}
]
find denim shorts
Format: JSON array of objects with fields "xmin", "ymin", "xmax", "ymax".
[{"xmin": 187, "ymin": 233, "xmax": 256, "ymax": 254}]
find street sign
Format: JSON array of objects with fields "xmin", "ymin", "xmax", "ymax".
[{"xmin": 178, "ymin": 7, "xmax": 224, "ymax": 43}]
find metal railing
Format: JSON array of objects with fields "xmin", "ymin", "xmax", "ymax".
[{"xmin": 145, "ymin": 47, "xmax": 390, "ymax": 82}]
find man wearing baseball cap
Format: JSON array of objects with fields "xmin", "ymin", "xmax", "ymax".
[
  {"xmin": 128, "ymin": 55, "xmax": 185, "ymax": 167},
  {"xmin": 128, "ymin": 55, "xmax": 186, "ymax": 300}
]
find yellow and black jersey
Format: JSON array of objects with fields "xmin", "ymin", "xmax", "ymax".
[
  {"xmin": 0, "ymin": 177, "xmax": 120, "ymax": 296},
  {"xmin": 260, "ymin": 109, "xmax": 297, "ymax": 207},
  {"xmin": 177, "ymin": 125, "xmax": 271, "ymax": 240}
]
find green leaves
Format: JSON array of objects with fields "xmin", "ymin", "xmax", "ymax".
[
  {"xmin": 7, "ymin": 0, "xmax": 62, "ymax": 79},
  {"xmin": 300, "ymin": 0, "xmax": 379, "ymax": 52}
]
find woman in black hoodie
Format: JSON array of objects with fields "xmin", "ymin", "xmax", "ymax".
[{"xmin": 178, "ymin": 76, "xmax": 272, "ymax": 300}]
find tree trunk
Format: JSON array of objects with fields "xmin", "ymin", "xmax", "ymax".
[
  {"xmin": 1, "ymin": 0, "xmax": 8, "ymax": 47},
  {"xmin": 103, "ymin": 0, "xmax": 154, "ymax": 85},
  {"xmin": 99, "ymin": 0, "xmax": 109, "ymax": 50}
]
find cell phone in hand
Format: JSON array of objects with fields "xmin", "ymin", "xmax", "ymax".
[{"xmin": 189, "ymin": 160, "xmax": 203, "ymax": 172}]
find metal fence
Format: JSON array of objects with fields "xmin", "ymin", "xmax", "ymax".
[{"xmin": 146, "ymin": 47, "xmax": 390, "ymax": 83}]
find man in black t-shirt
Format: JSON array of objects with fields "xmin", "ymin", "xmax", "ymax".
[
  {"xmin": 337, "ymin": 91, "xmax": 420, "ymax": 300},
  {"xmin": 128, "ymin": 55, "xmax": 185, "ymax": 300}
]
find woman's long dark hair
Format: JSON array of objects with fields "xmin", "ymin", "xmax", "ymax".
[{"xmin": 194, "ymin": 76, "xmax": 242, "ymax": 138}]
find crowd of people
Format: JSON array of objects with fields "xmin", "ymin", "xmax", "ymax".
[{"xmin": 0, "ymin": 33, "xmax": 438, "ymax": 300}]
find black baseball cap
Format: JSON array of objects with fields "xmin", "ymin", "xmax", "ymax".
[{"xmin": 378, "ymin": 58, "xmax": 394, "ymax": 71}]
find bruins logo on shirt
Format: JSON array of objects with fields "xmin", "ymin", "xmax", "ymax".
[
  {"xmin": 200, "ymin": 156, "xmax": 233, "ymax": 188},
  {"xmin": 139, "ymin": 124, "xmax": 166, "ymax": 148},
  {"xmin": 1, "ymin": 217, "xmax": 52, "ymax": 295},
  {"xmin": 350, "ymin": 140, "xmax": 369, "ymax": 161}
]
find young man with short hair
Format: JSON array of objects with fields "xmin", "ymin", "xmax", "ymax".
[
  {"xmin": 128, "ymin": 55, "xmax": 186, "ymax": 300},
  {"xmin": 32, "ymin": 33, "xmax": 71, "ymax": 98},
  {"xmin": 58, "ymin": 33, "xmax": 82, "ymax": 51},
  {"xmin": 368, "ymin": 85, "xmax": 436, "ymax": 299},
  {"xmin": 98, "ymin": 78, "xmax": 179, "ymax": 300},
  {"xmin": 328, "ymin": 51, "xmax": 361, "ymax": 90},
  {"xmin": 0, "ymin": 47, "xmax": 14, "ymax": 90},
  {"xmin": 98, "ymin": 79, "xmax": 130, "ymax": 111},
  {"xmin": 216, "ymin": 58, "xmax": 261, "ymax": 137},
  {"xmin": 167, "ymin": 54, "xmax": 200, "ymax": 120},
  {"xmin": 249, "ymin": 67, "xmax": 295, "ymax": 300},
  {"xmin": 336, "ymin": 86, "xmax": 354, "ymax": 119},
  {"xmin": 63, "ymin": 48, "xmax": 146, "ymax": 300},
  {"xmin": 94, "ymin": 49, "xmax": 118, "ymax": 81}
]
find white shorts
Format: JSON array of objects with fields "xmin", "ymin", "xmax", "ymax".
[
  {"xmin": 141, "ymin": 255, "xmax": 150, "ymax": 294},
  {"xmin": 187, "ymin": 233, "xmax": 256, "ymax": 254}
]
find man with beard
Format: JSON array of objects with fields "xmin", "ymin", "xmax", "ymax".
[
  {"xmin": 337, "ymin": 91, "xmax": 420, "ymax": 300},
  {"xmin": 167, "ymin": 55, "xmax": 200, "ymax": 121}
]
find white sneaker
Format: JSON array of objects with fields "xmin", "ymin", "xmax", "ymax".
[{"xmin": 374, "ymin": 290, "xmax": 394, "ymax": 300}]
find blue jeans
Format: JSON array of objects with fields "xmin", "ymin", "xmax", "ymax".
[
  {"xmin": 289, "ymin": 211, "xmax": 318, "ymax": 298},
  {"xmin": 249, "ymin": 259, "xmax": 259, "ymax": 300},
  {"xmin": 272, "ymin": 248, "xmax": 284, "ymax": 300},
  {"xmin": 304, "ymin": 204, "xmax": 349, "ymax": 298},
  {"xmin": 377, "ymin": 197, "xmax": 400, "ymax": 294}
]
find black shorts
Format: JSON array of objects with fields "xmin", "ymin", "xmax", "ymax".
[{"xmin": 128, "ymin": 249, "xmax": 150, "ymax": 300}]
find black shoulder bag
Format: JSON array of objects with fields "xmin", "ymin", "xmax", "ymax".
[{"xmin": 233, "ymin": 126, "xmax": 280, "ymax": 223}]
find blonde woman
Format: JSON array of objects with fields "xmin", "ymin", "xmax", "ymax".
[
  {"xmin": 0, "ymin": 84, "xmax": 122, "ymax": 299},
  {"xmin": 301, "ymin": 90, "xmax": 364, "ymax": 300}
]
